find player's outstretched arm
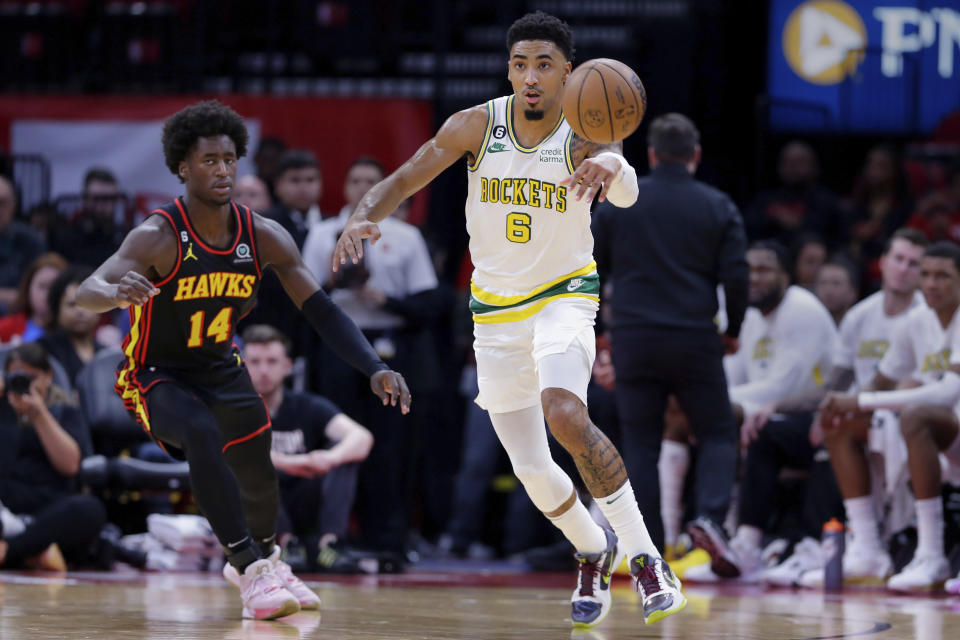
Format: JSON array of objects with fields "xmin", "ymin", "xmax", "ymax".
[
  {"xmin": 76, "ymin": 218, "xmax": 175, "ymax": 313},
  {"xmin": 561, "ymin": 136, "xmax": 638, "ymax": 206},
  {"xmin": 255, "ymin": 215, "xmax": 411, "ymax": 413},
  {"xmin": 333, "ymin": 105, "xmax": 489, "ymax": 271}
]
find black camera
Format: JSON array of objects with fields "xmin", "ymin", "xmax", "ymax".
[{"xmin": 5, "ymin": 372, "xmax": 32, "ymax": 395}]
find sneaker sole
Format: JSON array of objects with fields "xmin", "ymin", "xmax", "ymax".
[
  {"xmin": 572, "ymin": 605, "xmax": 611, "ymax": 630},
  {"xmin": 887, "ymin": 580, "xmax": 947, "ymax": 593},
  {"xmin": 687, "ymin": 525, "xmax": 740, "ymax": 578},
  {"xmin": 244, "ymin": 598, "xmax": 301, "ymax": 620},
  {"xmin": 645, "ymin": 594, "xmax": 687, "ymax": 625}
]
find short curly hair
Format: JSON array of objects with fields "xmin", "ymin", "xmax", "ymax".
[
  {"xmin": 161, "ymin": 100, "xmax": 249, "ymax": 181},
  {"xmin": 506, "ymin": 11, "xmax": 574, "ymax": 62}
]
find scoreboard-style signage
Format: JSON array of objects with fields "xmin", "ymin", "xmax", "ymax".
[{"xmin": 768, "ymin": 0, "xmax": 960, "ymax": 133}]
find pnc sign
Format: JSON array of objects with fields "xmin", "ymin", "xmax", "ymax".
[
  {"xmin": 770, "ymin": 0, "xmax": 960, "ymax": 132},
  {"xmin": 782, "ymin": 0, "xmax": 960, "ymax": 84}
]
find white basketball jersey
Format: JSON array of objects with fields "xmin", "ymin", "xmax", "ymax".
[{"xmin": 465, "ymin": 95, "xmax": 597, "ymax": 324}]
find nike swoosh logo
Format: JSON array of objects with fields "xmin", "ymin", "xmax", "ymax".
[
  {"xmin": 606, "ymin": 493, "xmax": 624, "ymax": 505},
  {"xmin": 227, "ymin": 538, "xmax": 247, "ymax": 549},
  {"xmin": 487, "ymin": 144, "xmax": 508, "ymax": 153}
]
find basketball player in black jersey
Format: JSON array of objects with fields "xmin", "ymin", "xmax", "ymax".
[{"xmin": 76, "ymin": 101, "xmax": 410, "ymax": 621}]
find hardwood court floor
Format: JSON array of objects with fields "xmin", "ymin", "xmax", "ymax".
[{"xmin": 1, "ymin": 568, "xmax": 958, "ymax": 639}]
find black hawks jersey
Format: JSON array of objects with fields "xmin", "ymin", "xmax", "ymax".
[{"xmin": 120, "ymin": 197, "xmax": 261, "ymax": 372}]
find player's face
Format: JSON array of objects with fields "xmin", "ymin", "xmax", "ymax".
[
  {"xmin": 880, "ymin": 238, "xmax": 924, "ymax": 294},
  {"xmin": 181, "ymin": 135, "xmax": 238, "ymax": 207},
  {"xmin": 275, "ymin": 166, "xmax": 322, "ymax": 213},
  {"xmin": 58, "ymin": 283, "xmax": 101, "ymax": 337},
  {"xmin": 344, "ymin": 164, "xmax": 384, "ymax": 210},
  {"xmin": 747, "ymin": 249, "xmax": 788, "ymax": 310},
  {"xmin": 508, "ymin": 40, "xmax": 571, "ymax": 121},
  {"xmin": 244, "ymin": 341, "xmax": 291, "ymax": 395},
  {"xmin": 919, "ymin": 256, "xmax": 960, "ymax": 312}
]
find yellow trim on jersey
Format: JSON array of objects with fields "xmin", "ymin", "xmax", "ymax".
[
  {"xmin": 563, "ymin": 128, "xmax": 576, "ymax": 174},
  {"xmin": 116, "ymin": 306, "xmax": 153, "ymax": 433},
  {"xmin": 467, "ymin": 100, "xmax": 495, "ymax": 172},
  {"xmin": 506, "ymin": 94, "xmax": 565, "ymax": 153},
  {"xmin": 472, "ymin": 292, "xmax": 599, "ymax": 324},
  {"xmin": 470, "ymin": 261, "xmax": 597, "ymax": 306}
]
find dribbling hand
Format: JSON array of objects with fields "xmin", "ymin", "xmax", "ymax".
[
  {"xmin": 370, "ymin": 369, "xmax": 411, "ymax": 414},
  {"xmin": 115, "ymin": 271, "xmax": 159, "ymax": 308},
  {"xmin": 332, "ymin": 219, "xmax": 382, "ymax": 272},
  {"xmin": 560, "ymin": 155, "xmax": 621, "ymax": 202}
]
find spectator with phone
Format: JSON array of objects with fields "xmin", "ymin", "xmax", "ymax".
[{"xmin": 0, "ymin": 342, "xmax": 105, "ymax": 570}]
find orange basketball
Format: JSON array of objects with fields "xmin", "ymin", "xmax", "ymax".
[{"xmin": 561, "ymin": 58, "xmax": 646, "ymax": 144}]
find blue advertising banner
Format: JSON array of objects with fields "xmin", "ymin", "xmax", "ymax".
[{"xmin": 768, "ymin": 0, "xmax": 960, "ymax": 133}]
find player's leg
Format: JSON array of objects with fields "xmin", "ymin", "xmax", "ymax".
[
  {"xmin": 145, "ymin": 382, "xmax": 299, "ymax": 619},
  {"xmin": 475, "ymin": 318, "xmax": 614, "ymax": 627},
  {"xmin": 889, "ymin": 404, "xmax": 956, "ymax": 592},
  {"xmin": 212, "ymin": 370, "xmax": 321, "ymax": 610},
  {"xmin": 534, "ymin": 301, "xmax": 685, "ymax": 625}
]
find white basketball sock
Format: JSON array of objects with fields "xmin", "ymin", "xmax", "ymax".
[
  {"xmin": 595, "ymin": 480, "xmax": 660, "ymax": 561},
  {"xmin": 658, "ymin": 440, "xmax": 689, "ymax": 547},
  {"xmin": 548, "ymin": 498, "xmax": 608, "ymax": 555},
  {"xmin": 915, "ymin": 497, "xmax": 944, "ymax": 559},
  {"xmin": 844, "ymin": 496, "xmax": 881, "ymax": 552}
]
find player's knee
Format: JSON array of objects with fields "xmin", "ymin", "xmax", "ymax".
[
  {"xmin": 512, "ymin": 462, "xmax": 570, "ymax": 511},
  {"xmin": 180, "ymin": 420, "xmax": 222, "ymax": 455},
  {"xmin": 542, "ymin": 396, "xmax": 587, "ymax": 447},
  {"xmin": 899, "ymin": 405, "xmax": 930, "ymax": 440}
]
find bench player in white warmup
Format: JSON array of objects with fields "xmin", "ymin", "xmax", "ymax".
[{"xmin": 332, "ymin": 11, "xmax": 685, "ymax": 629}]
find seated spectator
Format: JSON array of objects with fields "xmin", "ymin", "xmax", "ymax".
[
  {"xmin": 50, "ymin": 168, "xmax": 128, "ymax": 269},
  {"xmin": 234, "ymin": 174, "xmax": 272, "ymax": 213},
  {"xmin": 242, "ymin": 325, "xmax": 372, "ymax": 569},
  {"xmin": 814, "ymin": 257, "xmax": 860, "ymax": 326},
  {"xmin": 0, "ymin": 342, "xmax": 106, "ymax": 570},
  {"xmin": 744, "ymin": 141, "xmax": 844, "ymax": 249},
  {"xmin": 39, "ymin": 266, "xmax": 103, "ymax": 385},
  {"xmin": 0, "ymin": 175, "xmax": 45, "ymax": 313},
  {"xmin": 792, "ymin": 233, "xmax": 828, "ymax": 290},
  {"xmin": 687, "ymin": 240, "xmax": 839, "ymax": 580},
  {"xmin": 820, "ymin": 241, "xmax": 960, "ymax": 594},
  {"xmin": 907, "ymin": 161, "xmax": 960, "ymax": 244},
  {"xmin": 0, "ymin": 252, "xmax": 67, "ymax": 343},
  {"xmin": 743, "ymin": 229, "xmax": 926, "ymax": 586}
]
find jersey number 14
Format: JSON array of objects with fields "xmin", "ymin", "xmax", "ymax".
[{"xmin": 187, "ymin": 307, "xmax": 234, "ymax": 348}]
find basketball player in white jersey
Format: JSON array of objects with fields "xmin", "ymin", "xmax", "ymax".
[
  {"xmin": 333, "ymin": 11, "xmax": 685, "ymax": 629},
  {"xmin": 744, "ymin": 228, "xmax": 926, "ymax": 586},
  {"xmin": 821, "ymin": 241, "xmax": 960, "ymax": 592}
]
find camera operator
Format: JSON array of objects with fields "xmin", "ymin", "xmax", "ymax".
[{"xmin": 0, "ymin": 342, "xmax": 105, "ymax": 570}]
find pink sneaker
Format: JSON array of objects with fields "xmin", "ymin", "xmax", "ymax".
[
  {"xmin": 268, "ymin": 546, "xmax": 321, "ymax": 610},
  {"xmin": 224, "ymin": 559, "xmax": 300, "ymax": 620}
]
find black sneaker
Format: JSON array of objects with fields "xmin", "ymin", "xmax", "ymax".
[{"xmin": 687, "ymin": 516, "xmax": 741, "ymax": 578}]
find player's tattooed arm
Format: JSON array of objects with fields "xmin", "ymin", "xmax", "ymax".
[
  {"xmin": 562, "ymin": 135, "xmax": 626, "ymax": 203},
  {"xmin": 333, "ymin": 104, "xmax": 488, "ymax": 271},
  {"xmin": 76, "ymin": 217, "xmax": 177, "ymax": 312}
]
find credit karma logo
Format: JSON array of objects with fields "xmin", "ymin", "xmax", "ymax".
[{"xmin": 783, "ymin": 0, "xmax": 867, "ymax": 85}]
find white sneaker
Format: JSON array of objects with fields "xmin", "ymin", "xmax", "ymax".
[
  {"xmin": 224, "ymin": 559, "xmax": 300, "ymax": 620},
  {"xmin": 886, "ymin": 554, "xmax": 951, "ymax": 592},
  {"xmin": 763, "ymin": 538, "xmax": 823, "ymax": 587},
  {"xmin": 728, "ymin": 536, "xmax": 765, "ymax": 582},
  {"xmin": 570, "ymin": 529, "xmax": 619, "ymax": 628},
  {"xmin": 945, "ymin": 572, "xmax": 960, "ymax": 595},
  {"xmin": 267, "ymin": 546, "xmax": 321, "ymax": 610},
  {"xmin": 798, "ymin": 544, "xmax": 893, "ymax": 589}
]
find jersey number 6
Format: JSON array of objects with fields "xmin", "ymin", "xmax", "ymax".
[
  {"xmin": 187, "ymin": 307, "xmax": 234, "ymax": 348},
  {"xmin": 506, "ymin": 212, "xmax": 531, "ymax": 244}
]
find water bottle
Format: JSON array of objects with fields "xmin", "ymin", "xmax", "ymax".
[{"xmin": 822, "ymin": 518, "xmax": 844, "ymax": 591}]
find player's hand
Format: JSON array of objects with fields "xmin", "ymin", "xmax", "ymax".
[
  {"xmin": 560, "ymin": 155, "xmax": 621, "ymax": 202},
  {"xmin": 370, "ymin": 369, "xmax": 411, "ymax": 414},
  {"xmin": 115, "ymin": 271, "xmax": 159, "ymax": 309},
  {"xmin": 332, "ymin": 219, "xmax": 382, "ymax": 271},
  {"xmin": 740, "ymin": 405, "xmax": 774, "ymax": 447},
  {"xmin": 818, "ymin": 392, "xmax": 861, "ymax": 430}
]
